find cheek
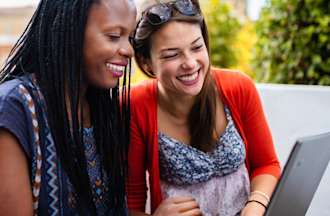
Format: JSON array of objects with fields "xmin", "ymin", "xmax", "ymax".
[
  {"xmin": 201, "ymin": 51, "xmax": 210, "ymax": 66},
  {"xmin": 157, "ymin": 63, "xmax": 177, "ymax": 81},
  {"xmin": 85, "ymin": 35, "xmax": 112, "ymax": 58},
  {"xmin": 84, "ymin": 69, "xmax": 97, "ymax": 85}
]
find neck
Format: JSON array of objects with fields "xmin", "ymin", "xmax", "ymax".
[
  {"xmin": 157, "ymin": 83, "xmax": 196, "ymax": 121},
  {"xmin": 65, "ymin": 84, "xmax": 91, "ymax": 128}
]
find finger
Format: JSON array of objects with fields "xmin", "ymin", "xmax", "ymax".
[
  {"xmin": 177, "ymin": 200, "xmax": 199, "ymax": 212},
  {"xmin": 168, "ymin": 196, "xmax": 196, "ymax": 204},
  {"xmin": 181, "ymin": 208, "xmax": 203, "ymax": 216}
]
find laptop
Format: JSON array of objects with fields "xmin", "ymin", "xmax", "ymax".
[{"xmin": 265, "ymin": 132, "xmax": 330, "ymax": 216}]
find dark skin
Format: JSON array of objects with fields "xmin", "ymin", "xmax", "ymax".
[
  {"xmin": 0, "ymin": 129, "xmax": 33, "ymax": 215},
  {"xmin": 0, "ymin": 0, "xmax": 136, "ymax": 214}
]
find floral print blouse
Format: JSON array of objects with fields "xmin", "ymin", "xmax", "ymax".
[{"xmin": 158, "ymin": 106, "xmax": 250, "ymax": 216}]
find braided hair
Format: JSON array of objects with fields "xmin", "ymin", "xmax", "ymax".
[{"xmin": 0, "ymin": 0, "xmax": 131, "ymax": 214}]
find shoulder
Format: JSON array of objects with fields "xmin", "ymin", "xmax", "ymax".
[
  {"xmin": 0, "ymin": 75, "xmax": 40, "ymax": 109},
  {"xmin": 131, "ymin": 79, "xmax": 155, "ymax": 99},
  {"xmin": 130, "ymin": 79, "xmax": 157, "ymax": 108},
  {"xmin": 0, "ymin": 76, "xmax": 35, "ymax": 158},
  {"xmin": 0, "ymin": 77, "xmax": 28, "ymax": 105},
  {"xmin": 0, "ymin": 78, "xmax": 23, "ymax": 96},
  {"xmin": 130, "ymin": 79, "xmax": 157, "ymax": 127},
  {"xmin": 212, "ymin": 67, "xmax": 255, "ymax": 89},
  {"xmin": 211, "ymin": 67, "xmax": 257, "ymax": 97}
]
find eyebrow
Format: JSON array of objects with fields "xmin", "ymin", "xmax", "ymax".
[
  {"xmin": 191, "ymin": 37, "xmax": 202, "ymax": 45},
  {"xmin": 160, "ymin": 37, "xmax": 202, "ymax": 53},
  {"xmin": 103, "ymin": 24, "xmax": 133, "ymax": 35}
]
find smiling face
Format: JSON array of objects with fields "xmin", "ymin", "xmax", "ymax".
[
  {"xmin": 83, "ymin": 0, "xmax": 136, "ymax": 89},
  {"xmin": 147, "ymin": 21, "xmax": 210, "ymax": 98}
]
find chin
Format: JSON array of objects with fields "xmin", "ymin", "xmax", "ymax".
[
  {"xmin": 188, "ymin": 90, "xmax": 202, "ymax": 96},
  {"xmin": 91, "ymin": 79, "xmax": 118, "ymax": 89},
  {"xmin": 183, "ymin": 87, "xmax": 202, "ymax": 97},
  {"xmin": 104, "ymin": 81, "xmax": 119, "ymax": 89},
  {"xmin": 188, "ymin": 83, "xmax": 204, "ymax": 96}
]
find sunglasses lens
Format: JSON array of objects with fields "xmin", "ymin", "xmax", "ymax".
[
  {"xmin": 175, "ymin": 0, "xmax": 197, "ymax": 16},
  {"xmin": 147, "ymin": 4, "xmax": 171, "ymax": 25}
]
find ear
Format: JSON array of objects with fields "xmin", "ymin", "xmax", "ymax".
[{"xmin": 138, "ymin": 56, "xmax": 153, "ymax": 74}]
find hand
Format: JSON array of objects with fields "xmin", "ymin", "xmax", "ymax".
[
  {"xmin": 240, "ymin": 201, "xmax": 266, "ymax": 216},
  {"xmin": 152, "ymin": 196, "xmax": 202, "ymax": 216}
]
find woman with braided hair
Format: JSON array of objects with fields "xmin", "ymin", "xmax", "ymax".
[{"xmin": 0, "ymin": 0, "xmax": 136, "ymax": 215}]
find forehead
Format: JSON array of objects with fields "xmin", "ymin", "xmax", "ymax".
[
  {"xmin": 99, "ymin": 0, "xmax": 136, "ymax": 15},
  {"xmin": 151, "ymin": 21, "xmax": 202, "ymax": 48},
  {"xmin": 89, "ymin": 0, "xmax": 136, "ymax": 29}
]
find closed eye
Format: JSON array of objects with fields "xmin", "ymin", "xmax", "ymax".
[
  {"xmin": 192, "ymin": 44, "xmax": 203, "ymax": 51},
  {"xmin": 162, "ymin": 53, "xmax": 178, "ymax": 59},
  {"xmin": 160, "ymin": 50, "xmax": 179, "ymax": 59},
  {"xmin": 106, "ymin": 34, "xmax": 120, "ymax": 42}
]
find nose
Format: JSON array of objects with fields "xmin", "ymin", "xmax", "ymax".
[
  {"xmin": 181, "ymin": 53, "xmax": 197, "ymax": 70},
  {"xmin": 118, "ymin": 40, "xmax": 134, "ymax": 58}
]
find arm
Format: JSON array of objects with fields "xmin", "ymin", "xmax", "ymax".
[
  {"xmin": 127, "ymin": 115, "xmax": 202, "ymax": 216},
  {"xmin": 240, "ymin": 174, "xmax": 277, "ymax": 216},
  {"xmin": 130, "ymin": 198, "xmax": 202, "ymax": 216},
  {"xmin": 250, "ymin": 174, "xmax": 277, "ymax": 200},
  {"xmin": 127, "ymin": 91, "xmax": 202, "ymax": 216},
  {"xmin": 0, "ymin": 129, "xmax": 33, "ymax": 215},
  {"xmin": 241, "ymin": 77, "xmax": 281, "ymax": 179},
  {"xmin": 238, "ymin": 76, "xmax": 280, "ymax": 215},
  {"xmin": 127, "ymin": 108, "xmax": 148, "ymax": 212}
]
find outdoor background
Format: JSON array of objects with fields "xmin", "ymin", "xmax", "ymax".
[
  {"xmin": 1, "ymin": 0, "xmax": 329, "ymax": 86},
  {"xmin": 0, "ymin": 0, "xmax": 329, "ymax": 215}
]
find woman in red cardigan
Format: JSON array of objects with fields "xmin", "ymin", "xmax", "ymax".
[{"xmin": 128, "ymin": 0, "xmax": 280, "ymax": 215}]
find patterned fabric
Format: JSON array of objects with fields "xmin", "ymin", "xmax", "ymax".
[
  {"xmin": 127, "ymin": 68, "xmax": 280, "ymax": 213},
  {"xmin": 18, "ymin": 86, "xmax": 42, "ymax": 215},
  {"xmin": 82, "ymin": 128, "xmax": 110, "ymax": 214},
  {"xmin": 160, "ymin": 165, "xmax": 250, "ymax": 216},
  {"xmin": 158, "ymin": 106, "xmax": 246, "ymax": 185},
  {"xmin": 158, "ymin": 106, "xmax": 250, "ymax": 215},
  {"xmin": 0, "ymin": 75, "xmax": 113, "ymax": 215}
]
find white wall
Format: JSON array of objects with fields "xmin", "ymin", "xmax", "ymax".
[{"xmin": 257, "ymin": 83, "xmax": 330, "ymax": 216}]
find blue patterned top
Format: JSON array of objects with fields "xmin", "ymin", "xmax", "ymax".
[
  {"xmin": 158, "ymin": 106, "xmax": 246, "ymax": 185},
  {"xmin": 0, "ymin": 75, "xmax": 119, "ymax": 215},
  {"xmin": 158, "ymin": 106, "xmax": 250, "ymax": 216}
]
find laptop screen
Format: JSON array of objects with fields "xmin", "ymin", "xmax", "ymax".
[{"xmin": 265, "ymin": 132, "xmax": 330, "ymax": 216}]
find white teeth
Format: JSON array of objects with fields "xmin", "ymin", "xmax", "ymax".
[
  {"xmin": 106, "ymin": 63, "xmax": 125, "ymax": 72},
  {"xmin": 178, "ymin": 72, "xmax": 198, "ymax": 81}
]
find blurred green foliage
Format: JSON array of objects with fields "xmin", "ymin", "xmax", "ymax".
[
  {"xmin": 232, "ymin": 21, "xmax": 257, "ymax": 79},
  {"xmin": 203, "ymin": 0, "xmax": 241, "ymax": 68},
  {"xmin": 253, "ymin": 0, "xmax": 330, "ymax": 85}
]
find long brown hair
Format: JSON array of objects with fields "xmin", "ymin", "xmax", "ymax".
[{"xmin": 133, "ymin": 0, "xmax": 217, "ymax": 152}]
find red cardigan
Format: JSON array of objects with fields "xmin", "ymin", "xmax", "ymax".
[{"xmin": 127, "ymin": 68, "xmax": 281, "ymax": 213}]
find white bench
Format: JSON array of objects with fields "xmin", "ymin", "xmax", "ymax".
[{"xmin": 257, "ymin": 83, "xmax": 330, "ymax": 216}]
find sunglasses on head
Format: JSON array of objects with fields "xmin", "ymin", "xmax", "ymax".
[{"xmin": 144, "ymin": 0, "xmax": 199, "ymax": 25}]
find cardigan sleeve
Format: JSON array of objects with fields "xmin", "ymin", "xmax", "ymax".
[
  {"xmin": 238, "ymin": 75, "xmax": 281, "ymax": 179},
  {"xmin": 126, "ymin": 93, "xmax": 148, "ymax": 211}
]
